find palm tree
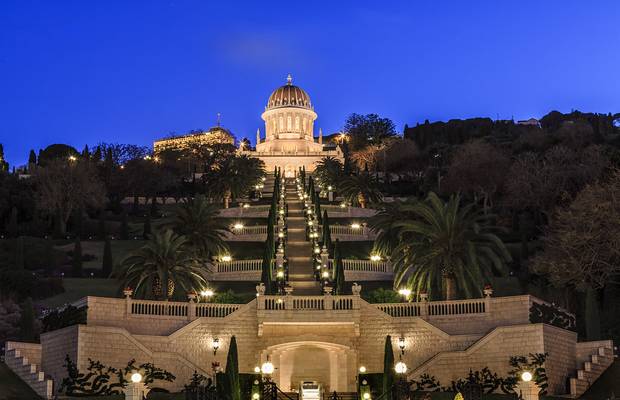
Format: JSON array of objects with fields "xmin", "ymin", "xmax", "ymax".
[
  {"xmin": 114, "ymin": 229, "xmax": 207, "ymax": 300},
  {"xmin": 168, "ymin": 195, "xmax": 230, "ymax": 261},
  {"xmin": 202, "ymin": 154, "xmax": 265, "ymax": 207},
  {"xmin": 314, "ymin": 156, "xmax": 344, "ymax": 188},
  {"xmin": 368, "ymin": 199, "xmax": 419, "ymax": 256},
  {"xmin": 391, "ymin": 192, "xmax": 511, "ymax": 300},
  {"xmin": 338, "ymin": 172, "xmax": 383, "ymax": 208}
]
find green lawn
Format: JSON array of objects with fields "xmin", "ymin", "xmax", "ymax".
[
  {"xmin": 0, "ymin": 362, "xmax": 42, "ymax": 400},
  {"xmin": 56, "ymin": 240, "xmax": 145, "ymax": 271},
  {"xmin": 37, "ymin": 278, "xmax": 119, "ymax": 308}
]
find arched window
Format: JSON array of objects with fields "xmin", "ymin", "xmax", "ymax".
[{"xmin": 287, "ymin": 116, "xmax": 292, "ymax": 130}]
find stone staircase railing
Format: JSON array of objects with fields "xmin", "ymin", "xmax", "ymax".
[
  {"xmin": 570, "ymin": 341, "xmax": 615, "ymax": 398},
  {"xmin": 218, "ymin": 204, "xmax": 272, "ymax": 217},
  {"xmin": 259, "ymin": 294, "xmax": 360, "ymax": 311},
  {"xmin": 127, "ymin": 297, "xmax": 241, "ymax": 319},
  {"xmin": 4, "ymin": 342, "xmax": 53, "ymax": 399},
  {"xmin": 376, "ymin": 297, "xmax": 489, "ymax": 318},
  {"xmin": 318, "ymin": 224, "xmax": 378, "ymax": 240}
]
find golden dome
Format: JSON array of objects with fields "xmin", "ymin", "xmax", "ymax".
[{"xmin": 266, "ymin": 74, "xmax": 313, "ymax": 111}]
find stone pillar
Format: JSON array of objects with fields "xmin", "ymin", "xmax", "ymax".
[
  {"xmin": 484, "ymin": 284, "xmax": 493, "ymax": 313},
  {"xmin": 187, "ymin": 292, "xmax": 197, "ymax": 321},
  {"xmin": 362, "ymin": 223, "xmax": 369, "ymax": 239},
  {"xmin": 320, "ymin": 246, "xmax": 329, "ymax": 269},
  {"xmin": 324, "ymin": 287, "xmax": 333, "ymax": 310},
  {"xmin": 419, "ymin": 291, "xmax": 428, "ymax": 318},
  {"xmin": 123, "ymin": 287, "xmax": 133, "ymax": 318},
  {"xmin": 123, "ymin": 382, "xmax": 149, "ymax": 400},
  {"xmin": 514, "ymin": 381, "xmax": 540, "ymax": 400},
  {"xmin": 256, "ymin": 283, "xmax": 266, "ymax": 310}
]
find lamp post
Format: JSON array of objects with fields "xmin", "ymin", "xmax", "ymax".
[
  {"xmin": 123, "ymin": 372, "xmax": 149, "ymax": 400},
  {"xmin": 515, "ymin": 371, "xmax": 539, "ymax": 400}
]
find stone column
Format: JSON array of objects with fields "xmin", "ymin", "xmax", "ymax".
[
  {"xmin": 123, "ymin": 382, "xmax": 149, "ymax": 400},
  {"xmin": 123, "ymin": 288, "xmax": 133, "ymax": 318},
  {"xmin": 419, "ymin": 291, "xmax": 428, "ymax": 318},
  {"xmin": 484, "ymin": 284, "xmax": 493, "ymax": 313},
  {"xmin": 514, "ymin": 381, "xmax": 540, "ymax": 400}
]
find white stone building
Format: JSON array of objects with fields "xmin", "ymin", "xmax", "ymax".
[{"xmin": 243, "ymin": 75, "xmax": 344, "ymax": 177}]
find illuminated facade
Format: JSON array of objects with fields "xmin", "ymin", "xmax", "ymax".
[
  {"xmin": 243, "ymin": 75, "xmax": 344, "ymax": 177},
  {"xmin": 153, "ymin": 126, "xmax": 234, "ymax": 154}
]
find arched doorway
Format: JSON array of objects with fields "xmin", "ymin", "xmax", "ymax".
[
  {"xmin": 260, "ymin": 341, "xmax": 357, "ymax": 393},
  {"xmin": 284, "ymin": 164, "xmax": 296, "ymax": 178}
]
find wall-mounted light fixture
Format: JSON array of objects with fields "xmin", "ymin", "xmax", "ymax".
[
  {"xmin": 212, "ymin": 338, "xmax": 220, "ymax": 355},
  {"xmin": 398, "ymin": 337, "xmax": 406, "ymax": 355}
]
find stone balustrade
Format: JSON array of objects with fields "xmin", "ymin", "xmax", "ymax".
[
  {"xmin": 215, "ymin": 259, "xmax": 264, "ymax": 273},
  {"xmin": 375, "ymin": 297, "xmax": 487, "ymax": 318},
  {"xmin": 321, "ymin": 205, "xmax": 377, "ymax": 218},
  {"xmin": 129, "ymin": 298, "xmax": 240, "ymax": 319},
  {"xmin": 319, "ymin": 224, "xmax": 377, "ymax": 241},
  {"xmin": 224, "ymin": 225, "xmax": 275, "ymax": 241},
  {"xmin": 218, "ymin": 204, "xmax": 272, "ymax": 217},
  {"xmin": 259, "ymin": 294, "xmax": 359, "ymax": 311}
]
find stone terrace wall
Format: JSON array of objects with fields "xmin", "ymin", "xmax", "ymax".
[
  {"xmin": 543, "ymin": 324, "xmax": 578, "ymax": 394},
  {"xmin": 409, "ymin": 324, "xmax": 549, "ymax": 386},
  {"xmin": 40, "ymin": 325, "xmax": 80, "ymax": 391},
  {"xmin": 5, "ymin": 341, "xmax": 42, "ymax": 366}
]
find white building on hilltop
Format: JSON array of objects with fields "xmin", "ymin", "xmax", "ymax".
[{"xmin": 244, "ymin": 75, "xmax": 344, "ymax": 177}]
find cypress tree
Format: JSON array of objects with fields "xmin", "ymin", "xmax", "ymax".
[
  {"xmin": 333, "ymin": 239, "xmax": 344, "ymax": 295},
  {"xmin": 14, "ymin": 236, "xmax": 25, "ymax": 269},
  {"xmin": 120, "ymin": 209, "xmax": 129, "ymax": 240},
  {"xmin": 7, "ymin": 206, "xmax": 18, "ymax": 237},
  {"xmin": 150, "ymin": 197, "xmax": 158, "ymax": 217},
  {"xmin": 19, "ymin": 297, "xmax": 36, "ymax": 342},
  {"xmin": 102, "ymin": 236, "xmax": 113, "ymax": 278},
  {"xmin": 225, "ymin": 336, "xmax": 241, "ymax": 400},
  {"xmin": 28, "ymin": 149, "xmax": 37, "ymax": 166},
  {"xmin": 315, "ymin": 191, "xmax": 322, "ymax": 225},
  {"xmin": 382, "ymin": 335, "xmax": 395, "ymax": 400},
  {"xmin": 92, "ymin": 146, "xmax": 102, "ymax": 162},
  {"xmin": 143, "ymin": 214, "xmax": 152, "ymax": 239},
  {"xmin": 260, "ymin": 244, "xmax": 273, "ymax": 295},
  {"xmin": 81, "ymin": 144, "xmax": 90, "ymax": 160},
  {"xmin": 322, "ymin": 210, "xmax": 332, "ymax": 253},
  {"xmin": 72, "ymin": 237, "xmax": 83, "ymax": 277}
]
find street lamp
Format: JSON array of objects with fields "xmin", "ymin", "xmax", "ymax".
[
  {"xmin": 221, "ymin": 255, "xmax": 232, "ymax": 262},
  {"xmin": 131, "ymin": 373, "xmax": 142, "ymax": 383},
  {"xmin": 521, "ymin": 371, "xmax": 533, "ymax": 382},
  {"xmin": 398, "ymin": 337, "xmax": 406, "ymax": 355},
  {"xmin": 261, "ymin": 358, "xmax": 274, "ymax": 375},
  {"xmin": 359, "ymin": 366, "xmax": 367, "ymax": 373},
  {"xmin": 395, "ymin": 361, "xmax": 407, "ymax": 374},
  {"xmin": 212, "ymin": 338, "xmax": 220, "ymax": 355}
]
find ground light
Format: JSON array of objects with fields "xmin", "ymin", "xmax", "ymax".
[{"xmin": 233, "ymin": 223, "xmax": 244, "ymax": 230}]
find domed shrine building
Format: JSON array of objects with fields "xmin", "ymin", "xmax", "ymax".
[{"xmin": 243, "ymin": 75, "xmax": 344, "ymax": 177}]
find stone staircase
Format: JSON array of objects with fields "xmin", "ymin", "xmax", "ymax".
[
  {"xmin": 570, "ymin": 342, "xmax": 615, "ymax": 398},
  {"xmin": 4, "ymin": 345, "xmax": 53, "ymax": 399},
  {"xmin": 285, "ymin": 182, "xmax": 321, "ymax": 295}
]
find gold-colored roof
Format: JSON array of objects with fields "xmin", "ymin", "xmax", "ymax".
[{"xmin": 266, "ymin": 74, "xmax": 313, "ymax": 111}]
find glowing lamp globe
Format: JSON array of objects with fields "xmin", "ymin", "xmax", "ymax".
[
  {"xmin": 254, "ymin": 366, "xmax": 261, "ymax": 373},
  {"xmin": 398, "ymin": 288, "xmax": 412, "ymax": 297},
  {"xmin": 130, "ymin": 372, "xmax": 142, "ymax": 383},
  {"xmin": 521, "ymin": 371, "xmax": 533, "ymax": 382},
  {"xmin": 395, "ymin": 361, "xmax": 407, "ymax": 374},
  {"xmin": 359, "ymin": 366, "xmax": 367, "ymax": 373},
  {"xmin": 363, "ymin": 393, "xmax": 371, "ymax": 400},
  {"xmin": 261, "ymin": 361, "xmax": 274, "ymax": 375},
  {"xmin": 252, "ymin": 393, "xmax": 260, "ymax": 400}
]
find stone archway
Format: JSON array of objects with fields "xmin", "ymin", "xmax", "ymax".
[
  {"xmin": 284, "ymin": 164, "xmax": 296, "ymax": 178},
  {"xmin": 260, "ymin": 341, "xmax": 357, "ymax": 393}
]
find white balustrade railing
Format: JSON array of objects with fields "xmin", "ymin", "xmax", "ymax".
[
  {"xmin": 375, "ymin": 297, "xmax": 487, "ymax": 318},
  {"xmin": 131, "ymin": 300, "xmax": 188, "ymax": 317},
  {"xmin": 195, "ymin": 303, "xmax": 241, "ymax": 318},
  {"xmin": 215, "ymin": 259, "xmax": 264, "ymax": 273},
  {"xmin": 327, "ymin": 259, "xmax": 392, "ymax": 273},
  {"xmin": 218, "ymin": 205, "xmax": 271, "ymax": 217},
  {"xmin": 260, "ymin": 295, "xmax": 358, "ymax": 311},
  {"xmin": 231, "ymin": 225, "xmax": 269, "ymax": 236},
  {"xmin": 129, "ymin": 298, "xmax": 240, "ymax": 319}
]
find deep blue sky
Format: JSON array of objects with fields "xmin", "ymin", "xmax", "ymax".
[{"xmin": 1, "ymin": 1, "xmax": 619, "ymax": 166}]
